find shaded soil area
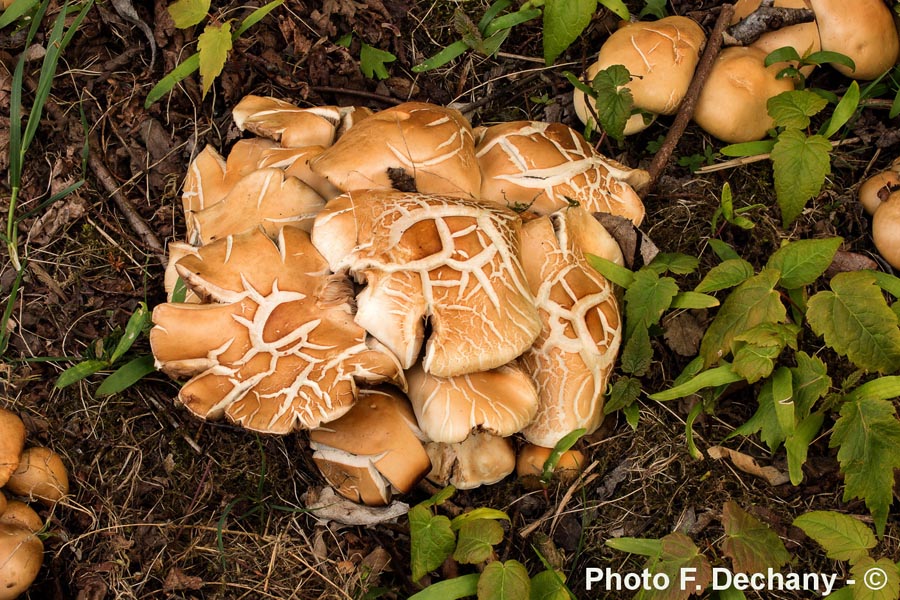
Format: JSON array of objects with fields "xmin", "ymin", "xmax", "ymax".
[{"xmin": 1, "ymin": 0, "xmax": 899, "ymax": 598}]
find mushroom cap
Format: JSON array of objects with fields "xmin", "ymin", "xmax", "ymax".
[
  {"xmin": 0, "ymin": 523, "xmax": 43, "ymax": 600},
  {"xmin": 518, "ymin": 208, "xmax": 622, "ymax": 448},
  {"xmin": 163, "ymin": 242, "xmax": 201, "ymax": 303},
  {"xmin": 516, "ymin": 444, "xmax": 586, "ymax": 484},
  {"xmin": 873, "ymin": 191, "xmax": 900, "ymax": 269},
  {"xmin": 0, "ymin": 501, "xmax": 43, "ymax": 534},
  {"xmin": 0, "ymin": 408, "xmax": 25, "ymax": 488},
  {"xmin": 425, "ymin": 432, "xmax": 516, "ymax": 489},
  {"xmin": 309, "ymin": 387, "xmax": 431, "ymax": 505},
  {"xmin": 809, "ymin": 0, "xmax": 900, "ymax": 80},
  {"xmin": 580, "ymin": 16, "xmax": 706, "ymax": 116},
  {"xmin": 150, "ymin": 226, "xmax": 405, "ymax": 433},
  {"xmin": 309, "ymin": 102, "xmax": 482, "ymax": 198},
  {"xmin": 232, "ymin": 96, "xmax": 340, "ymax": 147},
  {"xmin": 311, "ymin": 190, "xmax": 542, "ymax": 377},
  {"xmin": 573, "ymin": 61, "xmax": 658, "ymax": 136},
  {"xmin": 256, "ymin": 145, "xmax": 343, "ymax": 201},
  {"xmin": 5, "ymin": 446, "xmax": 69, "ymax": 507},
  {"xmin": 859, "ymin": 171, "xmax": 900, "ymax": 215},
  {"xmin": 693, "ymin": 46, "xmax": 795, "ymax": 143},
  {"xmin": 475, "ymin": 121, "xmax": 647, "ymax": 224},
  {"xmin": 406, "ymin": 361, "xmax": 539, "ymax": 444},
  {"xmin": 731, "ymin": 0, "xmax": 820, "ymax": 70}
]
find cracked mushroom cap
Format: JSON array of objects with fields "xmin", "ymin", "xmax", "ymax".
[
  {"xmin": 309, "ymin": 387, "xmax": 431, "ymax": 506},
  {"xmin": 150, "ymin": 226, "xmax": 405, "ymax": 433},
  {"xmin": 405, "ymin": 361, "xmax": 539, "ymax": 444},
  {"xmin": 810, "ymin": 0, "xmax": 900, "ymax": 80},
  {"xmin": 309, "ymin": 102, "xmax": 482, "ymax": 198},
  {"xmin": 732, "ymin": 0, "xmax": 820, "ymax": 72},
  {"xmin": 232, "ymin": 96, "xmax": 341, "ymax": 147},
  {"xmin": 0, "ymin": 408, "xmax": 25, "ymax": 488},
  {"xmin": 311, "ymin": 190, "xmax": 542, "ymax": 377},
  {"xmin": 425, "ymin": 432, "xmax": 516, "ymax": 490},
  {"xmin": 475, "ymin": 121, "xmax": 647, "ymax": 224},
  {"xmin": 518, "ymin": 207, "xmax": 622, "ymax": 448}
]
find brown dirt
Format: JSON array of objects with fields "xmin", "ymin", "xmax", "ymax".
[{"xmin": 1, "ymin": 0, "xmax": 899, "ymax": 599}]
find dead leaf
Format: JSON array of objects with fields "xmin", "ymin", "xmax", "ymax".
[
  {"xmin": 663, "ymin": 310, "xmax": 706, "ymax": 356},
  {"xmin": 593, "ymin": 212, "xmax": 659, "ymax": 269},
  {"xmin": 707, "ymin": 446, "xmax": 790, "ymax": 486},
  {"xmin": 304, "ymin": 486, "xmax": 410, "ymax": 526},
  {"xmin": 360, "ymin": 547, "xmax": 392, "ymax": 577},
  {"xmin": 26, "ymin": 196, "xmax": 88, "ymax": 246},
  {"xmin": 162, "ymin": 567, "xmax": 204, "ymax": 592},
  {"xmin": 826, "ymin": 250, "xmax": 879, "ymax": 277}
]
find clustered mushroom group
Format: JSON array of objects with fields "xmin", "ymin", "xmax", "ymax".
[
  {"xmin": 0, "ymin": 408, "xmax": 69, "ymax": 599},
  {"xmin": 150, "ymin": 97, "xmax": 649, "ymax": 505}
]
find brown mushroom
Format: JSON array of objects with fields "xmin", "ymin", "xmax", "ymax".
[
  {"xmin": 309, "ymin": 387, "xmax": 430, "ymax": 506},
  {"xmin": 872, "ymin": 190, "xmax": 900, "ymax": 269},
  {"xmin": 0, "ymin": 524, "xmax": 43, "ymax": 600},
  {"xmin": 809, "ymin": 0, "xmax": 900, "ymax": 80},
  {"xmin": 5, "ymin": 446, "xmax": 69, "ymax": 507},
  {"xmin": 311, "ymin": 190, "xmax": 542, "ymax": 377},
  {"xmin": 731, "ymin": 0, "xmax": 820, "ymax": 75},
  {"xmin": 256, "ymin": 145, "xmax": 343, "ymax": 201},
  {"xmin": 475, "ymin": 121, "xmax": 647, "ymax": 223},
  {"xmin": 0, "ymin": 501, "xmax": 43, "ymax": 534},
  {"xmin": 232, "ymin": 96, "xmax": 340, "ymax": 147},
  {"xmin": 425, "ymin": 432, "xmax": 516, "ymax": 490},
  {"xmin": 858, "ymin": 158, "xmax": 900, "ymax": 215},
  {"xmin": 309, "ymin": 102, "xmax": 482, "ymax": 198},
  {"xmin": 516, "ymin": 443, "xmax": 585, "ymax": 487},
  {"xmin": 0, "ymin": 408, "xmax": 25, "ymax": 488},
  {"xmin": 150, "ymin": 226, "xmax": 405, "ymax": 433}
]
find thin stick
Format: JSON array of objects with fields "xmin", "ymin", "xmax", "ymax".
[
  {"xmin": 646, "ymin": 4, "xmax": 735, "ymax": 190},
  {"xmin": 695, "ymin": 136, "xmax": 861, "ymax": 174}
]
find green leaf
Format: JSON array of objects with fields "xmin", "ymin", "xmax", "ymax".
[
  {"xmin": 530, "ymin": 570, "xmax": 570, "ymax": 600},
  {"xmin": 771, "ymin": 130, "xmax": 831, "ymax": 226},
  {"xmin": 695, "ymin": 259, "xmax": 754, "ymax": 293},
  {"xmin": 171, "ymin": 277, "xmax": 188, "ymax": 303},
  {"xmin": 478, "ymin": 560, "xmax": 531, "ymax": 600},
  {"xmin": 638, "ymin": 0, "xmax": 666, "ymax": 19},
  {"xmin": 846, "ymin": 376, "xmax": 900, "ymax": 403},
  {"xmin": 719, "ymin": 140, "xmax": 776, "ymax": 158},
  {"xmin": 54, "ymin": 359, "xmax": 109, "ymax": 389},
  {"xmin": 621, "ymin": 326, "xmax": 652, "ymax": 376},
  {"xmin": 732, "ymin": 378, "xmax": 785, "ymax": 451},
  {"xmin": 589, "ymin": 64, "xmax": 633, "ymax": 141},
  {"xmin": 785, "ymin": 411, "xmax": 825, "ymax": 484},
  {"xmin": 542, "ymin": 0, "xmax": 597, "ymax": 64},
  {"xmin": 699, "ymin": 268, "xmax": 787, "ymax": 367},
  {"xmin": 599, "ymin": 0, "xmax": 628, "ymax": 19},
  {"xmin": 624, "ymin": 270, "xmax": 679, "ymax": 338},
  {"xmin": 791, "ymin": 351, "xmax": 831, "ymax": 417},
  {"xmin": 145, "ymin": 52, "xmax": 201, "ymax": 108},
  {"xmin": 360, "ymin": 42, "xmax": 396, "ymax": 80},
  {"xmin": 606, "ymin": 537, "xmax": 663, "ymax": 557},
  {"xmin": 453, "ymin": 519, "xmax": 504, "ymax": 564},
  {"xmin": 542, "ymin": 428, "xmax": 586, "ymax": 484},
  {"xmin": 669, "ymin": 292, "xmax": 719, "ymax": 310},
  {"xmin": 850, "ymin": 558, "xmax": 900, "ymax": 600},
  {"xmin": 233, "ymin": 0, "xmax": 284, "ymax": 37},
  {"xmin": 771, "ymin": 365, "xmax": 795, "ymax": 438},
  {"xmin": 409, "ymin": 574, "xmax": 481, "ymax": 600},
  {"xmin": 96, "ymin": 355, "xmax": 156, "ymax": 397},
  {"xmin": 830, "ymin": 396, "xmax": 900, "ymax": 538},
  {"xmin": 721, "ymin": 501, "xmax": 790, "ymax": 574},
  {"xmin": 412, "ymin": 40, "xmax": 469, "ymax": 72},
  {"xmin": 420, "ymin": 485, "xmax": 456, "ymax": 509},
  {"xmin": 109, "ymin": 302, "xmax": 150, "ymax": 364},
  {"xmin": 585, "ymin": 253, "xmax": 634, "ymax": 288},
  {"xmin": 708, "ymin": 239, "xmax": 741, "ymax": 262},
  {"xmin": 766, "ymin": 237, "xmax": 842, "ymax": 289},
  {"xmin": 483, "ymin": 7, "xmax": 541, "ymax": 37},
  {"xmin": 649, "ymin": 364, "xmax": 742, "ymax": 402},
  {"xmin": 732, "ymin": 342, "xmax": 780, "ymax": 384},
  {"xmin": 197, "ymin": 21, "xmax": 232, "ymax": 98},
  {"xmin": 804, "ymin": 50, "xmax": 856, "ymax": 71},
  {"xmin": 605, "ymin": 377, "xmax": 642, "ymax": 414},
  {"xmin": 478, "ymin": 0, "xmax": 513, "ymax": 31},
  {"xmin": 451, "ymin": 508, "xmax": 510, "ymax": 530},
  {"xmin": 869, "ymin": 270, "xmax": 900, "ymax": 299},
  {"xmin": 647, "ymin": 253, "xmax": 699, "ymax": 275},
  {"xmin": 0, "ymin": 0, "xmax": 39, "ymax": 29},
  {"xmin": 793, "ymin": 511, "xmax": 876, "ymax": 563},
  {"xmin": 807, "ymin": 271, "xmax": 900, "ymax": 373},
  {"xmin": 821, "ymin": 81, "xmax": 860, "ymax": 138},
  {"xmin": 734, "ymin": 322, "xmax": 800, "ymax": 350},
  {"xmin": 168, "ymin": 0, "xmax": 210, "ymax": 29},
  {"xmin": 764, "ymin": 46, "xmax": 802, "ymax": 66},
  {"xmin": 409, "ymin": 505, "xmax": 456, "ymax": 581},
  {"xmin": 638, "ymin": 533, "xmax": 712, "ymax": 600},
  {"xmin": 768, "ymin": 90, "xmax": 828, "ymax": 129}
]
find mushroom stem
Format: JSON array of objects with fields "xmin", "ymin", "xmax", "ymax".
[{"xmin": 724, "ymin": 3, "xmax": 815, "ymax": 46}]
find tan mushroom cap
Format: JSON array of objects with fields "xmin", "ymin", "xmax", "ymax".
[
  {"xmin": 0, "ymin": 408, "xmax": 25, "ymax": 488},
  {"xmin": 164, "ymin": 242, "xmax": 201, "ymax": 303},
  {"xmin": 577, "ymin": 16, "xmax": 706, "ymax": 117},
  {"xmin": 406, "ymin": 361, "xmax": 539, "ymax": 444},
  {"xmin": 425, "ymin": 432, "xmax": 516, "ymax": 489},
  {"xmin": 693, "ymin": 46, "xmax": 795, "ymax": 143},
  {"xmin": 232, "ymin": 96, "xmax": 340, "ymax": 147},
  {"xmin": 873, "ymin": 190, "xmax": 900, "ymax": 269},
  {"xmin": 518, "ymin": 208, "xmax": 622, "ymax": 448},
  {"xmin": 516, "ymin": 444, "xmax": 586, "ymax": 484},
  {"xmin": 311, "ymin": 190, "xmax": 542, "ymax": 377},
  {"xmin": 5, "ymin": 446, "xmax": 69, "ymax": 507},
  {"xmin": 859, "ymin": 171, "xmax": 900, "ymax": 216},
  {"xmin": 309, "ymin": 102, "xmax": 482, "ymax": 198},
  {"xmin": 731, "ymin": 0, "xmax": 820, "ymax": 71},
  {"xmin": 0, "ymin": 523, "xmax": 43, "ymax": 600},
  {"xmin": 256, "ymin": 145, "xmax": 342, "ymax": 201},
  {"xmin": 810, "ymin": 0, "xmax": 900, "ymax": 80},
  {"xmin": 310, "ymin": 387, "xmax": 431, "ymax": 505},
  {"xmin": 475, "ymin": 121, "xmax": 647, "ymax": 224},
  {"xmin": 150, "ymin": 226, "xmax": 405, "ymax": 433},
  {"xmin": 573, "ymin": 60, "xmax": 657, "ymax": 136},
  {"xmin": 0, "ymin": 501, "xmax": 43, "ymax": 534}
]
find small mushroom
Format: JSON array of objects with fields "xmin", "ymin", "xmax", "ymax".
[
  {"xmin": 425, "ymin": 432, "xmax": 516, "ymax": 490},
  {"xmin": 809, "ymin": 0, "xmax": 900, "ymax": 80},
  {"xmin": 232, "ymin": 96, "xmax": 341, "ymax": 147},
  {"xmin": 0, "ymin": 501, "xmax": 43, "ymax": 534},
  {"xmin": 475, "ymin": 121, "xmax": 647, "ymax": 223},
  {"xmin": 309, "ymin": 387, "xmax": 431, "ymax": 506},
  {"xmin": 0, "ymin": 523, "xmax": 43, "ymax": 600},
  {"xmin": 872, "ymin": 189, "xmax": 900, "ymax": 269},
  {"xmin": 5, "ymin": 446, "xmax": 69, "ymax": 507},
  {"xmin": 693, "ymin": 46, "xmax": 795, "ymax": 143},
  {"xmin": 858, "ymin": 158, "xmax": 900, "ymax": 215},
  {"xmin": 0, "ymin": 408, "xmax": 25, "ymax": 488},
  {"xmin": 516, "ymin": 443, "xmax": 585, "ymax": 487}
]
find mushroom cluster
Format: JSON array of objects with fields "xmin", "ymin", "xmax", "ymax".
[
  {"xmin": 152, "ymin": 96, "xmax": 647, "ymax": 504},
  {"xmin": 858, "ymin": 157, "xmax": 900, "ymax": 269},
  {"xmin": 0, "ymin": 408, "xmax": 70, "ymax": 599}
]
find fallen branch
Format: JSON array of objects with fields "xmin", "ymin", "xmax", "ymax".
[{"xmin": 723, "ymin": 0, "xmax": 815, "ymax": 46}]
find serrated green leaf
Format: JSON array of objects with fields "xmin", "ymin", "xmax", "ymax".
[
  {"xmin": 409, "ymin": 574, "xmax": 481, "ymax": 600},
  {"xmin": 543, "ymin": 0, "xmax": 596, "ymax": 64},
  {"xmin": 409, "ymin": 505, "xmax": 456, "ymax": 581},
  {"xmin": 732, "ymin": 342, "xmax": 780, "ymax": 384},
  {"xmin": 647, "ymin": 252, "xmax": 699, "ymax": 275},
  {"xmin": 669, "ymin": 291, "xmax": 719, "ymax": 309},
  {"xmin": 695, "ymin": 259, "xmax": 754, "ymax": 293},
  {"xmin": 621, "ymin": 326, "xmax": 652, "ymax": 376},
  {"xmin": 589, "ymin": 64, "xmax": 633, "ymax": 141},
  {"xmin": 721, "ymin": 501, "xmax": 790, "ymax": 574},
  {"xmin": 699, "ymin": 269, "xmax": 787, "ymax": 367},
  {"xmin": 768, "ymin": 90, "xmax": 828, "ymax": 129},
  {"xmin": 734, "ymin": 322, "xmax": 800, "ymax": 350},
  {"xmin": 830, "ymin": 396, "xmax": 900, "ymax": 538},
  {"xmin": 360, "ymin": 42, "xmax": 396, "ymax": 80},
  {"xmin": 605, "ymin": 377, "xmax": 642, "ymax": 414},
  {"xmin": 793, "ymin": 511, "xmax": 876, "ymax": 563},
  {"xmin": 821, "ymin": 81, "xmax": 860, "ymax": 138},
  {"xmin": 96, "ymin": 355, "xmax": 156, "ymax": 397},
  {"xmin": 625, "ymin": 270, "xmax": 679, "ymax": 338},
  {"xmin": 451, "ymin": 508, "xmax": 510, "ymax": 530},
  {"xmin": 649, "ymin": 364, "xmax": 742, "ymax": 402},
  {"xmin": 55, "ymin": 359, "xmax": 109, "ymax": 389},
  {"xmin": 197, "ymin": 22, "xmax": 232, "ymax": 98},
  {"xmin": 849, "ymin": 558, "xmax": 900, "ymax": 600},
  {"xmin": 771, "ymin": 130, "xmax": 831, "ymax": 226},
  {"xmin": 168, "ymin": 0, "xmax": 210, "ymax": 29},
  {"xmin": 785, "ymin": 411, "xmax": 825, "ymax": 484},
  {"xmin": 453, "ymin": 519, "xmax": 504, "ymax": 564},
  {"xmin": 478, "ymin": 560, "xmax": 531, "ymax": 600},
  {"xmin": 109, "ymin": 302, "xmax": 150, "ymax": 364},
  {"xmin": 606, "ymin": 537, "xmax": 663, "ymax": 557},
  {"xmin": 637, "ymin": 533, "xmax": 712, "ymax": 600},
  {"xmin": 807, "ymin": 271, "xmax": 900, "ymax": 373},
  {"xmin": 708, "ymin": 239, "xmax": 741, "ymax": 262},
  {"xmin": 585, "ymin": 253, "xmax": 634, "ymax": 288},
  {"xmin": 530, "ymin": 569, "xmax": 570, "ymax": 600},
  {"xmin": 766, "ymin": 237, "xmax": 842, "ymax": 289},
  {"xmin": 791, "ymin": 351, "xmax": 831, "ymax": 418}
]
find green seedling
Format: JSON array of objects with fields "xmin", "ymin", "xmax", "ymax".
[
  {"xmin": 336, "ymin": 33, "xmax": 397, "ymax": 80},
  {"xmin": 710, "ymin": 182, "xmax": 763, "ymax": 234},
  {"xmin": 540, "ymin": 428, "xmax": 586, "ymax": 486}
]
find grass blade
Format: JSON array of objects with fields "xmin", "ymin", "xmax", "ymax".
[
  {"xmin": 55, "ymin": 359, "xmax": 109, "ymax": 389},
  {"xmin": 109, "ymin": 302, "xmax": 150, "ymax": 364},
  {"xmin": 0, "ymin": 0, "xmax": 39, "ymax": 29},
  {"xmin": 411, "ymin": 40, "xmax": 469, "ymax": 73},
  {"xmin": 144, "ymin": 52, "xmax": 201, "ymax": 108},
  {"xmin": 234, "ymin": 0, "xmax": 285, "ymax": 37},
  {"xmin": 96, "ymin": 355, "xmax": 156, "ymax": 397}
]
